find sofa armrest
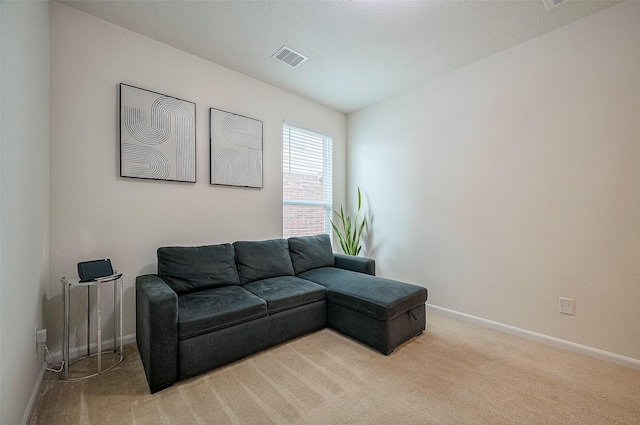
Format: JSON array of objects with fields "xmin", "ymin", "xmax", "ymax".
[
  {"xmin": 136, "ymin": 274, "xmax": 178, "ymax": 393},
  {"xmin": 334, "ymin": 254, "xmax": 376, "ymax": 276}
]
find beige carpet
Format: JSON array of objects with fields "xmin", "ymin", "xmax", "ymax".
[{"xmin": 29, "ymin": 311, "xmax": 640, "ymax": 424}]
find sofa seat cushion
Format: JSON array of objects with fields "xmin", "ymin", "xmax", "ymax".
[
  {"xmin": 299, "ymin": 268, "xmax": 427, "ymax": 321},
  {"xmin": 178, "ymin": 286, "xmax": 267, "ymax": 340},
  {"xmin": 243, "ymin": 276, "xmax": 326, "ymax": 314},
  {"xmin": 158, "ymin": 244, "xmax": 240, "ymax": 295},
  {"xmin": 234, "ymin": 238, "xmax": 295, "ymax": 284},
  {"xmin": 288, "ymin": 234, "xmax": 335, "ymax": 274}
]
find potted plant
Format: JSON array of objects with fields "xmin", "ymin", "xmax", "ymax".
[{"xmin": 332, "ymin": 187, "xmax": 367, "ymax": 256}]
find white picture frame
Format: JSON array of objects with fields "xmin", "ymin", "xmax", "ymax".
[
  {"xmin": 209, "ymin": 108, "xmax": 263, "ymax": 188},
  {"xmin": 120, "ymin": 84, "xmax": 196, "ymax": 183}
]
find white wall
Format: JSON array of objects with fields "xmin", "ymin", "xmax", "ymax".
[
  {"xmin": 49, "ymin": 3, "xmax": 346, "ymax": 353},
  {"xmin": 1, "ymin": 1, "xmax": 50, "ymax": 424},
  {"xmin": 348, "ymin": 2, "xmax": 640, "ymax": 361}
]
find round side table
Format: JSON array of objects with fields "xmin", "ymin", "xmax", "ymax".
[{"xmin": 60, "ymin": 273, "xmax": 124, "ymax": 380}]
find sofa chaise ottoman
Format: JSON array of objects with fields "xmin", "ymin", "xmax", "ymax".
[{"xmin": 136, "ymin": 234, "xmax": 427, "ymax": 393}]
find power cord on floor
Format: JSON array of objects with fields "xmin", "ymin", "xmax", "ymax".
[{"xmin": 41, "ymin": 343, "xmax": 64, "ymax": 373}]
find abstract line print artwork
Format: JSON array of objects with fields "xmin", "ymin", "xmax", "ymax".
[
  {"xmin": 120, "ymin": 84, "xmax": 196, "ymax": 182},
  {"xmin": 210, "ymin": 108, "xmax": 263, "ymax": 188}
]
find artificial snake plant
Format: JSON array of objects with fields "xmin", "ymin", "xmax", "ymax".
[{"xmin": 331, "ymin": 187, "xmax": 367, "ymax": 256}]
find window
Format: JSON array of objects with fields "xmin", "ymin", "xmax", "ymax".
[{"xmin": 283, "ymin": 124, "xmax": 333, "ymax": 238}]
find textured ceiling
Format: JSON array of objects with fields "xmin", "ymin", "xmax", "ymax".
[{"xmin": 60, "ymin": 0, "xmax": 620, "ymax": 114}]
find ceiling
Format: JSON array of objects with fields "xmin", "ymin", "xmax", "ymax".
[{"xmin": 60, "ymin": 0, "xmax": 620, "ymax": 114}]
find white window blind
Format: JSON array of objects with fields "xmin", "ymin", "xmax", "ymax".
[{"xmin": 283, "ymin": 124, "xmax": 333, "ymax": 238}]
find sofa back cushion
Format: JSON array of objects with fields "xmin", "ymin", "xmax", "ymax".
[
  {"xmin": 157, "ymin": 244, "xmax": 239, "ymax": 294},
  {"xmin": 233, "ymin": 238, "xmax": 295, "ymax": 284},
  {"xmin": 288, "ymin": 234, "xmax": 334, "ymax": 274}
]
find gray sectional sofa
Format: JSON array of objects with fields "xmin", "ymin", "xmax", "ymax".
[{"xmin": 136, "ymin": 234, "xmax": 427, "ymax": 393}]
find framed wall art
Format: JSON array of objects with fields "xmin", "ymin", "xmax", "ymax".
[
  {"xmin": 120, "ymin": 83, "xmax": 196, "ymax": 183},
  {"xmin": 210, "ymin": 108, "xmax": 263, "ymax": 188}
]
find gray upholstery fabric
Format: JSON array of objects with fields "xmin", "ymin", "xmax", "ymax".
[
  {"xmin": 299, "ymin": 267, "xmax": 427, "ymax": 321},
  {"xmin": 288, "ymin": 234, "xmax": 335, "ymax": 274},
  {"xmin": 178, "ymin": 286, "xmax": 267, "ymax": 340},
  {"xmin": 243, "ymin": 276, "xmax": 326, "ymax": 314},
  {"xmin": 178, "ymin": 301, "xmax": 326, "ymax": 380},
  {"xmin": 137, "ymin": 234, "xmax": 429, "ymax": 393},
  {"xmin": 334, "ymin": 254, "xmax": 375, "ymax": 276},
  {"xmin": 136, "ymin": 274, "xmax": 179, "ymax": 393},
  {"xmin": 157, "ymin": 244, "xmax": 239, "ymax": 295},
  {"xmin": 327, "ymin": 302, "xmax": 425, "ymax": 354},
  {"xmin": 234, "ymin": 238, "xmax": 295, "ymax": 284}
]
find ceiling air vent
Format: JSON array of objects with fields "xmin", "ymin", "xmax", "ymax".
[
  {"xmin": 543, "ymin": 0, "xmax": 568, "ymax": 11},
  {"xmin": 272, "ymin": 46, "xmax": 308, "ymax": 68}
]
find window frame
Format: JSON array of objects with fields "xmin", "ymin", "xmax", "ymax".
[{"xmin": 282, "ymin": 123, "xmax": 333, "ymax": 238}]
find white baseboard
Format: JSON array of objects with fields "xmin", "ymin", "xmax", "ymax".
[
  {"xmin": 21, "ymin": 357, "xmax": 47, "ymax": 425},
  {"xmin": 427, "ymin": 304, "xmax": 640, "ymax": 371},
  {"xmin": 48, "ymin": 333, "xmax": 136, "ymax": 364}
]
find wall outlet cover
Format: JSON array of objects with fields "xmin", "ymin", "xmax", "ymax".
[
  {"xmin": 559, "ymin": 297, "xmax": 575, "ymax": 315},
  {"xmin": 36, "ymin": 329, "xmax": 47, "ymax": 344}
]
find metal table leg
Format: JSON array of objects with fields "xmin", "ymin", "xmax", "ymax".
[
  {"xmin": 62, "ymin": 278, "xmax": 70, "ymax": 380},
  {"xmin": 59, "ymin": 274, "xmax": 124, "ymax": 380}
]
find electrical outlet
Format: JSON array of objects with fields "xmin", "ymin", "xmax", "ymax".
[
  {"xmin": 559, "ymin": 297, "xmax": 575, "ymax": 315},
  {"xmin": 36, "ymin": 329, "xmax": 47, "ymax": 344}
]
